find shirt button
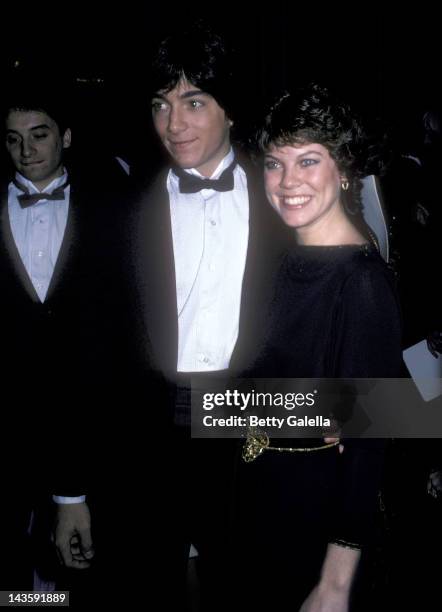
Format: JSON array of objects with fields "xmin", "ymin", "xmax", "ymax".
[
  {"xmin": 37, "ymin": 250, "xmax": 44, "ymax": 257},
  {"xmin": 210, "ymin": 219, "xmax": 216, "ymax": 226},
  {"xmin": 203, "ymin": 357, "xmax": 210, "ymax": 364}
]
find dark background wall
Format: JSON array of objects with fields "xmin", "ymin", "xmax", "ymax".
[{"xmin": 1, "ymin": 4, "xmax": 439, "ymax": 168}]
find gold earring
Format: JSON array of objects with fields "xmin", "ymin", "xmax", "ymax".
[{"xmin": 341, "ymin": 179, "xmax": 349, "ymax": 191}]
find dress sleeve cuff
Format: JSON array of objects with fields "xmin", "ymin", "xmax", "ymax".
[{"xmin": 53, "ymin": 495, "xmax": 86, "ymax": 504}]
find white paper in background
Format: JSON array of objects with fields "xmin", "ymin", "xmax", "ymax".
[
  {"xmin": 403, "ymin": 340, "xmax": 442, "ymax": 402},
  {"xmin": 361, "ymin": 175, "xmax": 389, "ymax": 262},
  {"xmin": 189, "ymin": 543, "xmax": 199, "ymax": 558}
]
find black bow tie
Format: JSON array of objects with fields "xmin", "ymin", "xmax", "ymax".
[
  {"xmin": 173, "ymin": 158, "xmax": 237, "ymax": 194},
  {"xmin": 13, "ymin": 178, "xmax": 69, "ymax": 208}
]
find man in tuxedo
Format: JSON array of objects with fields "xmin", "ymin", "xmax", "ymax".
[
  {"xmin": 0, "ymin": 78, "xmax": 128, "ymax": 593},
  {"xmin": 53, "ymin": 24, "xmax": 291, "ymax": 609},
  {"xmin": 128, "ymin": 25, "xmax": 291, "ymax": 609}
]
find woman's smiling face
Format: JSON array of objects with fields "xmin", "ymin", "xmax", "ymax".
[{"xmin": 264, "ymin": 142, "xmax": 343, "ymax": 231}]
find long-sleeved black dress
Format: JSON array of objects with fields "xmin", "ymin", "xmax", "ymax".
[{"xmin": 231, "ymin": 243, "xmax": 402, "ymax": 611}]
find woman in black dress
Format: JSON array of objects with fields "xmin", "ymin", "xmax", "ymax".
[{"xmin": 232, "ymin": 85, "xmax": 402, "ymax": 611}]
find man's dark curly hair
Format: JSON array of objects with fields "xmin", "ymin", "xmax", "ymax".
[
  {"xmin": 2, "ymin": 72, "xmax": 71, "ymax": 137},
  {"xmin": 150, "ymin": 22, "xmax": 235, "ymax": 119},
  {"xmin": 256, "ymin": 83, "xmax": 381, "ymax": 180}
]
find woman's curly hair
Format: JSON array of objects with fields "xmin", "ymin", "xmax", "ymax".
[
  {"xmin": 256, "ymin": 83, "xmax": 385, "ymax": 176},
  {"xmin": 254, "ymin": 83, "xmax": 386, "ymax": 217}
]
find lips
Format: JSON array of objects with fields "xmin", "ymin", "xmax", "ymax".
[
  {"xmin": 280, "ymin": 195, "xmax": 313, "ymax": 208},
  {"xmin": 169, "ymin": 139, "xmax": 197, "ymax": 150}
]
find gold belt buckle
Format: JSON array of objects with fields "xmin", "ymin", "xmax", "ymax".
[{"xmin": 242, "ymin": 428, "xmax": 269, "ymax": 463}]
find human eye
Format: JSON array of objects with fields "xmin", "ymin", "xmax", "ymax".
[
  {"xmin": 151, "ymin": 99, "xmax": 168, "ymax": 113},
  {"xmin": 188, "ymin": 98, "xmax": 204, "ymax": 110},
  {"xmin": 6, "ymin": 134, "xmax": 20, "ymax": 146},
  {"xmin": 264, "ymin": 158, "xmax": 281, "ymax": 170},
  {"xmin": 300, "ymin": 158, "xmax": 319, "ymax": 167},
  {"xmin": 32, "ymin": 131, "xmax": 49, "ymax": 140}
]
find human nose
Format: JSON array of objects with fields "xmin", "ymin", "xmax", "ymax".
[
  {"xmin": 167, "ymin": 105, "xmax": 187, "ymax": 134},
  {"xmin": 280, "ymin": 165, "xmax": 301, "ymax": 190},
  {"xmin": 20, "ymin": 137, "xmax": 35, "ymax": 158}
]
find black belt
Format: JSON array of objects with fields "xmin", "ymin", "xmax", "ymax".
[{"xmin": 173, "ymin": 370, "xmax": 230, "ymax": 427}]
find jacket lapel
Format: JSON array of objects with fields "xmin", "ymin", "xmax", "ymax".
[
  {"xmin": 0, "ymin": 189, "xmax": 41, "ymax": 302},
  {"xmin": 45, "ymin": 185, "xmax": 78, "ymax": 301},
  {"xmin": 134, "ymin": 172, "xmax": 178, "ymax": 377},
  {"xmin": 0, "ymin": 180, "xmax": 78, "ymax": 303},
  {"xmin": 230, "ymin": 158, "xmax": 293, "ymax": 372}
]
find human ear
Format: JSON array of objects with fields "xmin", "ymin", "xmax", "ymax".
[{"xmin": 62, "ymin": 128, "xmax": 72, "ymax": 149}]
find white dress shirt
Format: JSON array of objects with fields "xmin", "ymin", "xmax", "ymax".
[
  {"xmin": 8, "ymin": 171, "xmax": 70, "ymax": 302},
  {"xmin": 168, "ymin": 148, "xmax": 249, "ymax": 372},
  {"xmin": 8, "ymin": 173, "xmax": 81, "ymax": 504},
  {"xmin": 57, "ymin": 151, "xmax": 249, "ymax": 505}
]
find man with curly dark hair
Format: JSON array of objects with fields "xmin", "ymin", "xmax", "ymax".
[{"xmin": 52, "ymin": 23, "xmax": 292, "ymax": 611}]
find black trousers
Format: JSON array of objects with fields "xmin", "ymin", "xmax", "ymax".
[{"xmin": 57, "ymin": 427, "xmax": 239, "ymax": 610}]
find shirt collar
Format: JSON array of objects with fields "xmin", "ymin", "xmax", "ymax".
[
  {"xmin": 182, "ymin": 147, "xmax": 235, "ymax": 180},
  {"xmin": 13, "ymin": 169, "xmax": 69, "ymax": 195}
]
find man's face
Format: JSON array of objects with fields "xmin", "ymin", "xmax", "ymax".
[
  {"xmin": 151, "ymin": 79, "xmax": 231, "ymax": 177},
  {"xmin": 5, "ymin": 110, "xmax": 71, "ymax": 190}
]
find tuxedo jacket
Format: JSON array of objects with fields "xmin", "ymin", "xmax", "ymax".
[
  {"xmin": 128, "ymin": 154, "xmax": 293, "ymax": 395},
  {"xmin": 0, "ymin": 163, "xmax": 130, "ymax": 495}
]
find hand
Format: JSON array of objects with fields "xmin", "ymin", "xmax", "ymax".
[
  {"xmin": 323, "ymin": 419, "xmax": 344, "ymax": 454},
  {"xmin": 299, "ymin": 543, "xmax": 360, "ymax": 611},
  {"xmin": 323, "ymin": 437, "xmax": 344, "ymax": 454},
  {"xmin": 428, "ymin": 470, "xmax": 442, "ymax": 499},
  {"xmin": 53, "ymin": 502, "xmax": 94, "ymax": 569},
  {"xmin": 299, "ymin": 583, "xmax": 349, "ymax": 611}
]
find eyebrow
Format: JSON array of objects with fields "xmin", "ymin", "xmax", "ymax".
[
  {"xmin": 152, "ymin": 90, "xmax": 209, "ymax": 101},
  {"xmin": 265, "ymin": 149, "xmax": 324, "ymax": 159},
  {"xmin": 298, "ymin": 150, "xmax": 324, "ymax": 157},
  {"xmin": 180, "ymin": 90, "xmax": 208, "ymax": 100},
  {"xmin": 6, "ymin": 124, "xmax": 51, "ymax": 133}
]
